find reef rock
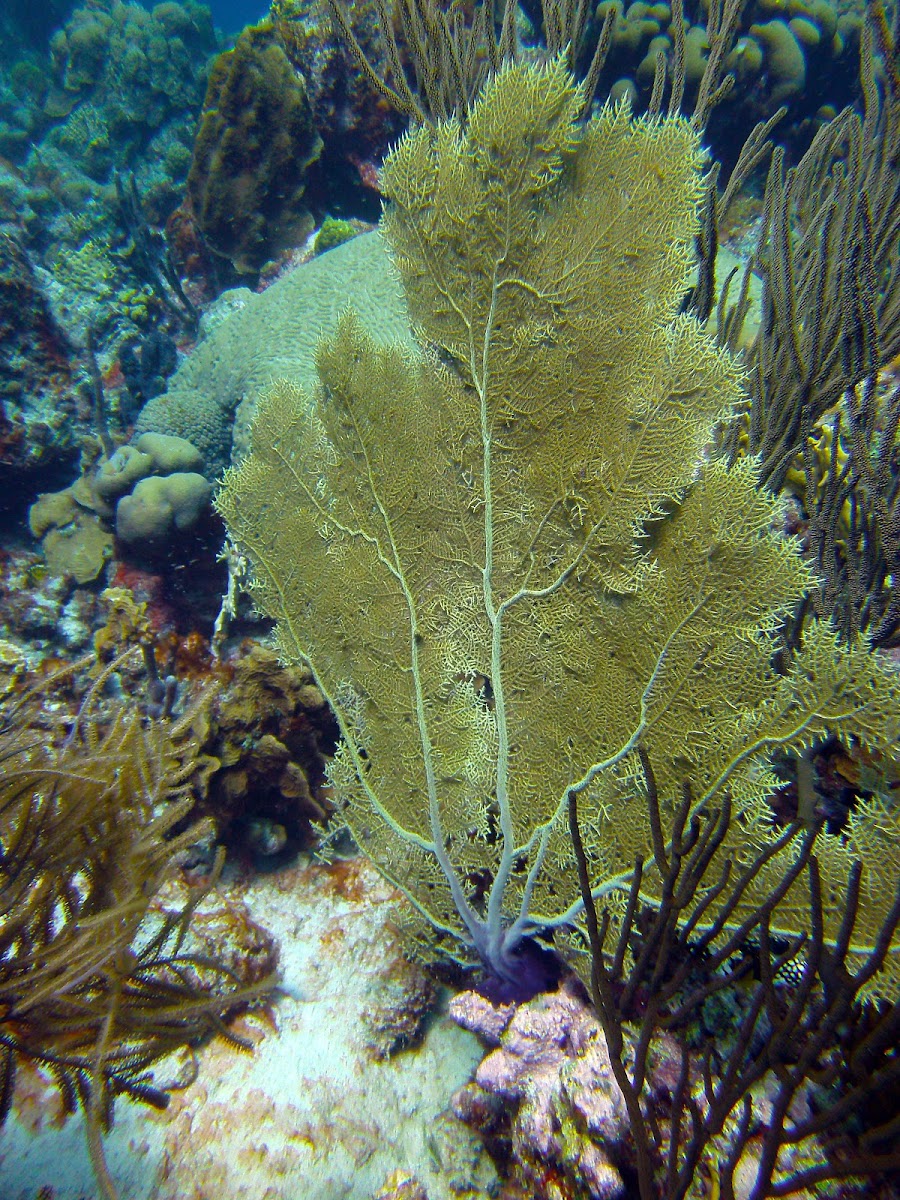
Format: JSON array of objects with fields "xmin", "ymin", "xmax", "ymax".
[{"xmin": 450, "ymin": 977, "xmax": 630, "ymax": 1200}]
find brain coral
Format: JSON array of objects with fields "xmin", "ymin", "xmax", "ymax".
[{"xmin": 133, "ymin": 232, "xmax": 413, "ymax": 476}]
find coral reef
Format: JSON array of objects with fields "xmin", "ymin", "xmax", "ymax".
[
  {"xmin": 2, "ymin": 854, "xmax": 493, "ymax": 1199},
  {"xmin": 200, "ymin": 641, "xmax": 337, "ymax": 859},
  {"xmin": 564, "ymin": 768, "xmax": 900, "ymax": 1198},
  {"xmin": 0, "ymin": 231, "xmax": 77, "ymax": 478},
  {"xmin": 450, "ymin": 980, "xmax": 630, "ymax": 1200},
  {"xmin": 0, "ymin": 2, "xmax": 67, "ymax": 159},
  {"xmin": 720, "ymin": 7, "xmax": 900, "ymax": 647},
  {"xmin": 98, "ymin": 430, "xmax": 201, "ymax": 489},
  {"xmin": 45, "ymin": 0, "xmax": 218, "ymax": 192},
  {"xmin": 0, "ymin": 561, "xmax": 333, "ymax": 865},
  {"xmin": 0, "ymin": 544, "xmax": 103, "ymax": 651},
  {"xmin": 218, "ymin": 59, "xmax": 900, "ymax": 990},
  {"xmin": 29, "ymin": 477, "xmax": 114, "ymax": 583},
  {"xmin": 449, "ymin": 963, "xmax": 895, "ymax": 1200},
  {"xmin": 186, "ymin": 20, "xmax": 323, "ymax": 276},
  {"xmin": 271, "ymin": 0, "xmax": 405, "ymax": 216},
  {"xmin": 0, "ymin": 637, "xmax": 277, "ymax": 1196},
  {"xmin": 28, "ymin": 430, "xmax": 212, "ymax": 584},
  {"xmin": 134, "ymin": 232, "xmax": 412, "ymax": 475},
  {"xmin": 0, "ymin": 0, "xmax": 221, "ymax": 500},
  {"xmin": 7, "ymin": 0, "xmax": 220, "ymax": 302},
  {"xmin": 573, "ymin": 0, "xmax": 860, "ymax": 160},
  {"xmin": 1, "ymin": 8, "xmax": 897, "ymax": 1193}
]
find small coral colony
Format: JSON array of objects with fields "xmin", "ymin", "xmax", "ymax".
[{"xmin": 1, "ymin": 0, "xmax": 900, "ymax": 1198}]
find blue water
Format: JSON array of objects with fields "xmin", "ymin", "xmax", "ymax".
[
  {"xmin": 134, "ymin": 0, "xmax": 268, "ymax": 34},
  {"xmin": 204, "ymin": 0, "xmax": 269, "ymax": 32}
]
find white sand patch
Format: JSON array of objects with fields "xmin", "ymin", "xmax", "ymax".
[{"xmin": 0, "ymin": 857, "xmax": 489, "ymax": 1200}]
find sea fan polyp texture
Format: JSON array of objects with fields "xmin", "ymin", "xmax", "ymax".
[{"xmin": 217, "ymin": 59, "xmax": 900, "ymax": 996}]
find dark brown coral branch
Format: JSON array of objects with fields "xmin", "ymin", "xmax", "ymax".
[
  {"xmin": 325, "ymin": 0, "xmax": 618, "ymax": 125},
  {"xmin": 568, "ymin": 753, "xmax": 900, "ymax": 1199},
  {"xmin": 325, "ymin": 0, "xmax": 520, "ymax": 123},
  {"xmin": 716, "ymin": 1, "xmax": 900, "ymax": 645}
]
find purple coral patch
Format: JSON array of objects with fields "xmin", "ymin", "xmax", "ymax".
[{"xmin": 450, "ymin": 977, "xmax": 630, "ymax": 1200}]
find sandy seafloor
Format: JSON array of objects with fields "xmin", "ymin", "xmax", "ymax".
[{"xmin": 0, "ymin": 857, "xmax": 495, "ymax": 1200}]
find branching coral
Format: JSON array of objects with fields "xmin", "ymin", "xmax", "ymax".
[
  {"xmin": 720, "ymin": 2, "xmax": 900, "ymax": 644},
  {"xmin": 0, "ymin": 648, "xmax": 276, "ymax": 1199},
  {"xmin": 566, "ymin": 764, "xmax": 900, "ymax": 1199}
]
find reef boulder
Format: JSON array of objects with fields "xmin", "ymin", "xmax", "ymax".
[{"xmin": 186, "ymin": 20, "xmax": 322, "ymax": 276}]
